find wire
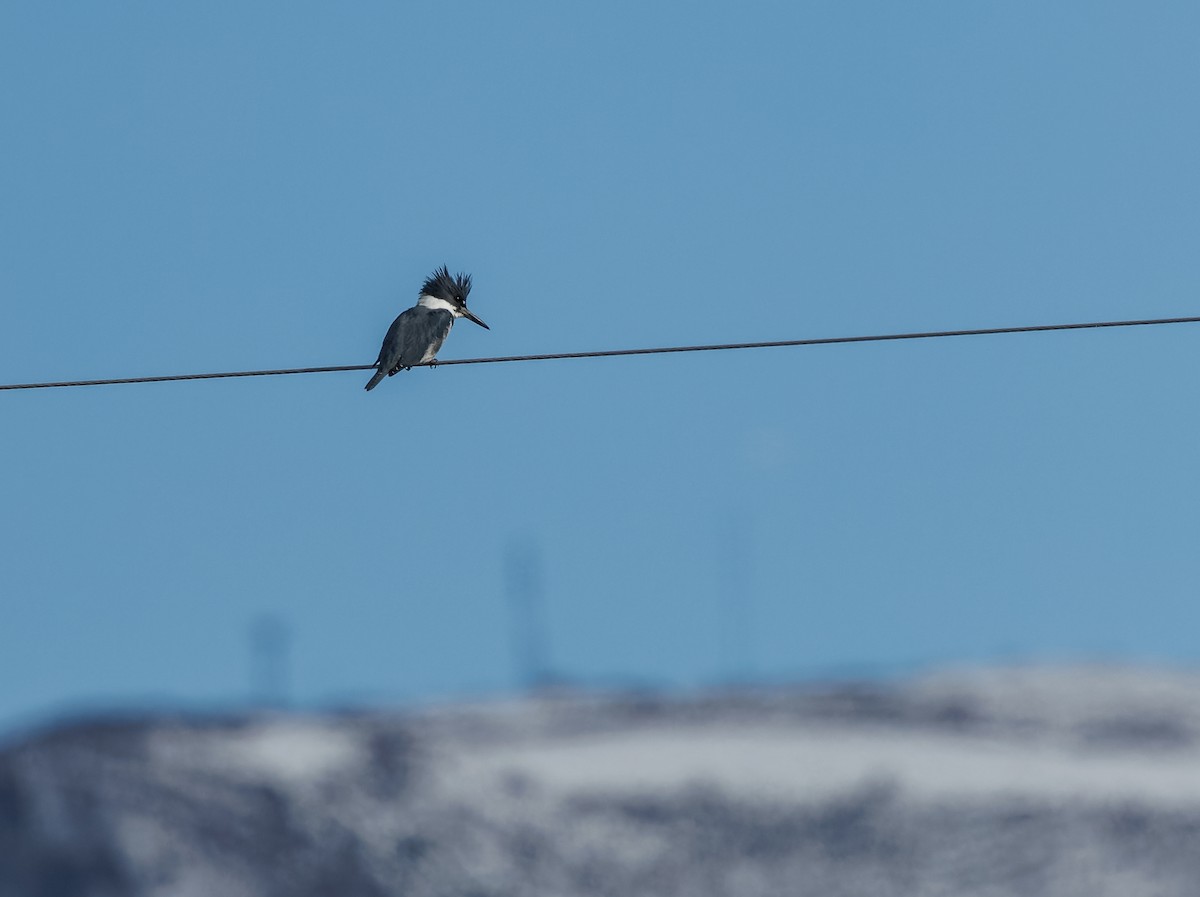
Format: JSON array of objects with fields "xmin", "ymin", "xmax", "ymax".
[
  {"xmin": 2, "ymin": 314, "xmax": 1198, "ymax": 391},
  {"xmin": 0, "ymin": 364, "xmax": 373, "ymax": 391}
]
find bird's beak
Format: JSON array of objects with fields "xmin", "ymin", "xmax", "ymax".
[{"xmin": 461, "ymin": 308, "xmax": 490, "ymax": 330}]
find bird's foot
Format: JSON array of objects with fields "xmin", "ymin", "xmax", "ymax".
[{"xmin": 428, "ymin": 359, "xmax": 439, "ymax": 369}]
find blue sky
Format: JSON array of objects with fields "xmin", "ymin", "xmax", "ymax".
[{"xmin": 3, "ymin": 2, "xmax": 1200, "ymax": 731}]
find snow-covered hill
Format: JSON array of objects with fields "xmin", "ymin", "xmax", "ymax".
[{"xmin": 5, "ymin": 666, "xmax": 1200, "ymax": 896}]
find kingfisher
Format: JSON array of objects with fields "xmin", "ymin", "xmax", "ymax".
[{"xmin": 365, "ymin": 266, "xmax": 489, "ymax": 391}]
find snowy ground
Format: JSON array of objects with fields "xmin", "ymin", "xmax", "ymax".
[
  {"xmin": 5, "ymin": 664, "xmax": 1200, "ymax": 896},
  {"xmin": 446, "ymin": 722, "xmax": 1200, "ymax": 806}
]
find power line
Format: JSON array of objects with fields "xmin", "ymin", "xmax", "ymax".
[
  {"xmin": 0, "ymin": 364, "xmax": 372, "ymax": 391},
  {"xmin": 2, "ymin": 314, "xmax": 1198, "ymax": 391}
]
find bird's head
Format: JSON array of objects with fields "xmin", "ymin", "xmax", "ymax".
[{"xmin": 421, "ymin": 266, "xmax": 489, "ymax": 330}]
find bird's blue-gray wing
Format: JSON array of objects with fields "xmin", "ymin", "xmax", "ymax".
[
  {"xmin": 375, "ymin": 308, "xmax": 415, "ymax": 373},
  {"xmin": 396, "ymin": 307, "xmax": 454, "ymax": 368},
  {"xmin": 366, "ymin": 307, "xmax": 454, "ymax": 390}
]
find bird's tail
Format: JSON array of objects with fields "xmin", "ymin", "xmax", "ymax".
[{"xmin": 364, "ymin": 368, "xmax": 386, "ymax": 391}]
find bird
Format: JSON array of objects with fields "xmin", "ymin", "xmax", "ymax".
[{"xmin": 365, "ymin": 266, "xmax": 489, "ymax": 391}]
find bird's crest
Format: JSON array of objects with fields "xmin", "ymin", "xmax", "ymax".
[{"xmin": 421, "ymin": 265, "xmax": 472, "ymax": 305}]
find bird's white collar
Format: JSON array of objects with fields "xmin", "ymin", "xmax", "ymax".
[{"xmin": 417, "ymin": 294, "xmax": 460, "ymax": 316}]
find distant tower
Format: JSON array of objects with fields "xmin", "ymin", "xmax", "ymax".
[
  {"xmin": 249, "ymin": 613, "xmax": 291, "ymax": 707},
  {"xmin": 718, "ymin": 513, "xmax": 754, "ymax": 683},
  {"xmin": 505, "ymin": 541, "xmax": 551, "ymax": 691}
]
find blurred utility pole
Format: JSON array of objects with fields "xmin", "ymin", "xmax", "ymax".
[
  {"xmin": 249, "ymin": 613, "xmax": 291, "ymax": 708},
  {"xmin": 505, "ymin": 541, "xmax": 551, "ymax": 692}
]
